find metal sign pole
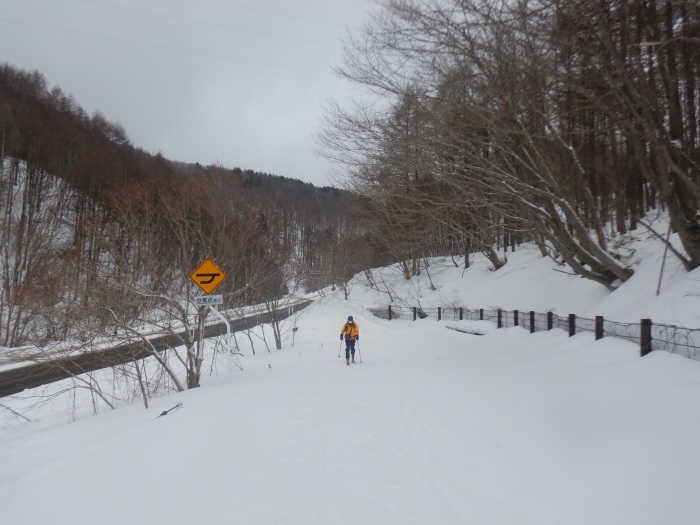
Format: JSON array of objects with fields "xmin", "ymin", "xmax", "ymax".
[{"xmin": 207, "ymin": 304, "xmax": 232, "ymax": 374}]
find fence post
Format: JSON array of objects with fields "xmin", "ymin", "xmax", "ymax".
[
  {"xmin": 568, "ymin": 314, "xmax": 576, "ymax": 337},
  {"xmin": 514, "ymin": 310, "xmax": 519, "ymax": 327},
  {"xmin": 547, "ymin": 311, "xmax": 553, "ymax": 330},
  {"xmin": 641, "ymin": 319, "xmax": 652, "ymax": 356},
  {"xmin": 413, "ymin": 307, "xmax": 417, "ymax": 321},
  {"xmin": 530, "ymin": 311, "xmax": 535, "ymax": 333},
  {"xmin": 438, "ymin": 307, "xmax": 442, "ymax": 321},
  {"xmin": 479, "ymin": 309, "xmax": 484, "ymax": 321},
  {"xmin": 497, "ymin": 309, "xmax": 502, "ymax": 328},
  {"xmin": 388, "ymin": 305, "xmax": 392, "ymax": 321},
  {"xmin": 459, "ymin": 307, "xmax": 463, "ymax": 320},
  {"xmin": 595, "ymin": 316, "xmax": 604, "ymax": 340}
]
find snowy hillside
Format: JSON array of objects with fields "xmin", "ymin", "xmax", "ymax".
[
  {"xmin": 348, "ymin": 222, "xmax": 700, "ymax": 328},
  {"xmin": 1, "ymin": 220, "xmax": 700, "ymax": 524}
]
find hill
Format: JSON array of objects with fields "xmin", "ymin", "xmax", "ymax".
[
  {"xmin": 348, "ymin": 215, "xmax": 700, "ymax": 328},
  {"xmin": 0, "ymin": 63, "xmax": 363, "ymax": 349}
]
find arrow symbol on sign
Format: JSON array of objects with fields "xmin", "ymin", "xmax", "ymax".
[
  {"xmin": 190, "ymin": 258, "xmax": 227, "ymax": 294},
  {"xmin": 196, "ymin": 273, "xmax": 220, "ymax": 284}
]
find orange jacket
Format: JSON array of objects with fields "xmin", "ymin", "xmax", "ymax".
[{"xmin": 340, "ymin": 321, "xmax": 359, "ymax": 340}]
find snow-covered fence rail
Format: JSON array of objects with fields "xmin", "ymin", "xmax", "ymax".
[{"xmin": 369, "ymin": 306, "xmax": 700, "ymax": 362}]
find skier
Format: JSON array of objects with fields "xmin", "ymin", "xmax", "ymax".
[{"xmin": 340, "ymin": 315, "xmax": 359, "ymax": 365}]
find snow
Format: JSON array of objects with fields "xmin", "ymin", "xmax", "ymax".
[{"xmin": 2, "ymin": 227, "xmax": 700, "ymax": 524}]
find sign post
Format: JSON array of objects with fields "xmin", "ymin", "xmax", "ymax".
[{"xmin": 189, "ymin": 258, "xmax": 232, "ymax": 375}]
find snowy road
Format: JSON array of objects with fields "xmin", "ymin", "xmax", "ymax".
[{"xmin": 1, "ymin": 299, "xmax": 700, "ymax": 524}]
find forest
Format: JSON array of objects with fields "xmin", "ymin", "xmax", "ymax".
[
  {"xmin": 0, "ymin": 62, "xmax": 372, "ymax": 385},
  {"xmin": 320, "ymin": 0, "xmax": 699, "ymax": 288}
]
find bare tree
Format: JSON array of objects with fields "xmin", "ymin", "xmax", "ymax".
[{"xmin": 321, "ymin": 0, "xmax": 698, "ymax": 289}]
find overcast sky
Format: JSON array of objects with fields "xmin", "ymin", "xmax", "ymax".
[{"xmin": 0, "ymin": 0, "xmax": 376, "ymax": 187}]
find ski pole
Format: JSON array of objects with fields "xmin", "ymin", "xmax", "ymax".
[{"xmin": 358, "ymin": 341, "xmax": 362, "ymax": 363}]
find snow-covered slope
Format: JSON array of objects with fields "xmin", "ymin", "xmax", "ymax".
[
  {"xmin": 343, "ymin": 222, "xmax": 700, "ymax": 328},
  {"xmin": 1, "ymin": 218, "xmax": 700, "ymax": 525}
]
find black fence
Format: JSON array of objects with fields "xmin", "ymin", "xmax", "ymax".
[{"xmin": 368, "ymin": 306, "xmax": 700, "ymax": 361}]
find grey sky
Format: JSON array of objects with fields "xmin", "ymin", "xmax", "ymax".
[{"xmin": 0, "ymin": 0, "xmax": 375, "ymax": 187}]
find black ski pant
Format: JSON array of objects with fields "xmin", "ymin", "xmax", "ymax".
[{"xmin": 345, "ymin": 338, "xmax": 356, "ymax": 360}]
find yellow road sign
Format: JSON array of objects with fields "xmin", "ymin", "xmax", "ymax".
[{"xmin": 189, "ymin": 258, "xmax": 227, "ymax": 294}]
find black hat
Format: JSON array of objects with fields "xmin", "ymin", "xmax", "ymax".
[{"xmin": 348, "ymin": 316, "xmax": 353, "ymax": 321}]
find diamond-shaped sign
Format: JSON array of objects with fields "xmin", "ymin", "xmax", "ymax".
[{"xmin": 189, "ymin": 258, "xmax": 227, "ymax": 294}]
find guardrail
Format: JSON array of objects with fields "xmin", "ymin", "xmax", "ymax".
[
  {"xmin": 0, "ymin": 300, "xmax": 312, "ymax": 398},
  {"xmin": 368, "ymin": 305, "xmax": 700, "ymax": 362}
]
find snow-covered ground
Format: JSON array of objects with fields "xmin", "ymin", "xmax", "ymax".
[{"xmin": 2, "ymin": 222, "xmax": 700, "ymax": 524}]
